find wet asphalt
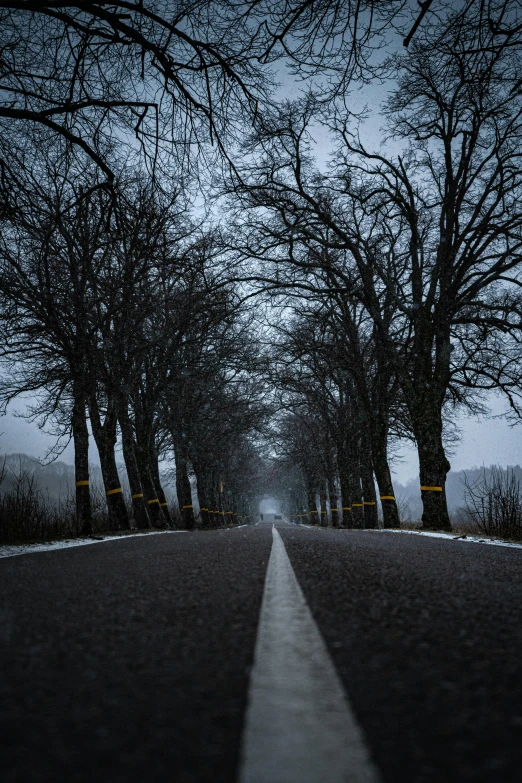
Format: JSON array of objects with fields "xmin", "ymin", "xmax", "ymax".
[
  {"xmin": 0, "ymin": 527, "xmax": 273, "ymax": 783},
  {"xmin": 280, "ymin": 526, "xmax": 522, "ymax": 783},
  {"xmin": 1, "ymin": 522, "xmax": 521, "ymax": 782}
]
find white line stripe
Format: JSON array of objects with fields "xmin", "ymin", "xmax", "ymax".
[{"xmin": 238, "ymin": 526, "xmax": 382, "ymax": 783}]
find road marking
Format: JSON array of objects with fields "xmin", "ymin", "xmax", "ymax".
[{"xmin": 238, "ymin": 526, "xmax": 382, "ymax": 783}]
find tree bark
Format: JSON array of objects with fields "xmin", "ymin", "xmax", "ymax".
[
  {"xmin": 307, "ymin": 485, "xmax": 315, "ymax": 526},
  {"xmin": 372, "ymin": 428, "xmax": 401, "ymax": 528},
  {"xmin": 329, "ymin": 475, "xmax": 341, "ymax": 528},
  {"xmin": 313, "ymin": 490, "xmax": 322, "ymax": 526},
  {"xmin": 133, "ymin": 416, "xmax": 165, "ymax": 528},
  {"xmin": 338, "ymin": 448, "xmax": 354, "ymax": 529},
  {"xmin": 349, "ymin": 437, "xmax": 364, "ymax": 529},
  {"xmin": 168, "ymin": 451, "xmax": 182, "ymax": 528},
  {"xmin": 88, "ymin": 395, "xmax": 130, "ymax": 531},
  {"xmin": 194, "ymin": 463, "xmax": 210, "ymax": 527},
  {"xmin": 72, "ymin": 378, "xmax": 92, "ymax": 535},
  {"xmin": 324, "ymin": 478, "xmax": 333, "ymax": 526},
  {"xmin": 370, "ymin": 340, "xmax": 400, "ymax": 528},
  {"xmin": 186, "ymin": 457, "xmax": 202, "ymax": 528},
  {"xmin": 360, "ymin": 437, "xmax": 378, "ymax": 529},
  {"xmin": 319, "ymin": 485, "xmax": 328, "ymax": 527},
  {"xmin": 149, "ymin": 442, "xmax": 172, "ymax": 527},
  {"xmin": 119, "ymin": 404, "xmax": 150, "ymax": 530},
  {"xmin": 173, "ymin": 441, "xmax": 195, "ymax": 529},
  {"xmin": 414, "ymin": 407, "xmax": 452, "ymax": 531}
]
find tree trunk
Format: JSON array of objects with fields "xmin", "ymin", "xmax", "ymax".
[
  {"xmin": 414, "ymin": 408, "xmax": 452, "ymax": 531},
  {"xmin": 72, "ymin": 378, "xmax": 92, "ymax": 536},
  {"xmin": 314, "ymin": 490, "xmax": 322, "ymax": 526},
  {"xmin": 324, "ymin": 478, "xmax": 332, "ymax": 526},
  {"xmin": 174, "ymin": 441, "xmax": 195, "ymax": 530},
  {"xmin": 307, "ymin": 485, "xmax": 315, "ymax": 525},
  {"xmin": 371, "ymin": 341, "xmax": 400, "ymax": 528},
  {"xmin": 317, "ymin": 480, "xmax": 328, "ymax": 527},
  {"xmin": 169, "ymin": 450, "xmax": 182, "ymax": 528},
  {"xmin": 88, "ymin": 396, "xmax": 130, "ymax": 531},
  {"xmin": 213, "ymin": 479, "xmax": 223, "ymax": 527},
  {"xmin": 186, "ymin": 457, "xmax": 202, "ymax": 528},
  {"xmin": 149, "ymin": 442, "xmax": 172, "ymax": 527},
  {"xmin": 223, "ymin": 489, "xmax": 235, "ymax": 526},
  {"xmin": 338, "ymin": 452, "xmax": 354, "ymax": 529},
  {"xmin": 372, "ymin": 429, "xmax": 400, "ymax": 529},
  {"xmin": 360, "ymin": 438, "xmax": 378, "ymax": 529},
  {"xmin": 195, "ymin": 464, "xmax": 210, "ymax": 528},
  {"xmin": 119, "ymin": 404, "xmax": 150, "ymax": 530},
  {"xmin": 206, "ymin": 470, "xmax": 219, "ymax": 527},
  {"xmin": 349, "ymin": 438, "xmax": 364, "ymax": 529},
  {"xmin": 133, "ymin": 417, "xmax": 164, "ymax": 528},
  {"xmin": 329, "ymin": 475, "xmax": 341, "ymax": 528}
]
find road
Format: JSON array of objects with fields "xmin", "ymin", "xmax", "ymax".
[{"xmin": 1, "ymin": 520, "xmax": 522, "ymax": 782}]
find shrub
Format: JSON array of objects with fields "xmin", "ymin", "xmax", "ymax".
[
  {"xmin": 462, "ymin": 467, "xmax": 522, "ymax": 541},
  {"xmin": 0, "ymin": 459, "xmax": 110, "ymax": 545}
]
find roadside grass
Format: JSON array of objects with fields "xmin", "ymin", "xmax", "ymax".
[
  {"xmin": 395, "ymin": 468, "xmax": 522, "ymax": 542},
  {"xmin": 0, "ymin": 467, "xmax": 243, "ymax": 546},
  {"xmin": 0, "ymin": 481, "xmax": 79, "ymax": 545},
  {"xmin": 388, "ymin": 517, "xmax": 522, "ymax": 544},
  {"xmin": 0, "ymin": 463, "xmax": 115, "ymax": 545}
]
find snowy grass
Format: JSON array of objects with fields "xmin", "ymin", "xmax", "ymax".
[
  {"xmin": 0, "ymin": 520, "xmax": 251, "ymax": 559},
  {"xmin": 368, "ymin": 528, "xmax": 522, "ymax": 550},
  {"xmin": 297, "ymin": 523, "xmax": 522, "ymax": 550},
  {"xmin": 0, "ymin": 529, "xmax": 188, "ymax": 559}
]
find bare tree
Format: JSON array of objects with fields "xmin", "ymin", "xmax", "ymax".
[
  {"xmin": 225, "ymin": 6, "xmax": 522, "ymax": 530},
  {"xmin": 0, "ymin": 1, "xmax": 280, "ymax": 181},
  {"xmin": 2, "ymin": 0, "xmax": 493, "ymax": 193}
]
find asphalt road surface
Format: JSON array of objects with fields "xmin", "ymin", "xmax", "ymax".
[{"xmin": 1, "ymin": 520, "xmax": 521, "ymax": 782}]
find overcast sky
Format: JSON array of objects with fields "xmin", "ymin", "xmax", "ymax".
[{"xmin": 1, "ymin": 390, "xmax": 521, "ymax": 484}]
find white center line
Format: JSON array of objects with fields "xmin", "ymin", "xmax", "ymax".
[{"xmin": 238, "ymin": 525, "xmax": 382, "ymax": 783}]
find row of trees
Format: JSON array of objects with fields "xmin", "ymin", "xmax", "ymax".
[
  {"xmin": 226, "ymin": 3, "xmax": 522, "ymax": 530},
  {"xmin": 265, "ymin": 302, "xmax": 401, "ymax": 529},
  {"xmin": 0, "ymin": 140, "xmax": 269, "ymax": 533},
  {"xmin": 2, "ymin": 1, "xmax": 522, "ymax": 535}
]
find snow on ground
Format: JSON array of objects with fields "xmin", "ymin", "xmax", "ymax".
[
  {"xmin": 369, "ymin": 528, "xmax": 522, "ymax": 550},
  {"xmin": 0, "ymin": 522, "xmax": 253, "ymax": 559},
  {"xmin": 0, "ymin": 530, "xmax": 187, "ymax": 559},
  {"xmin": 298, "ymin": 523, "xmax": 522, "ymax": 550}
]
